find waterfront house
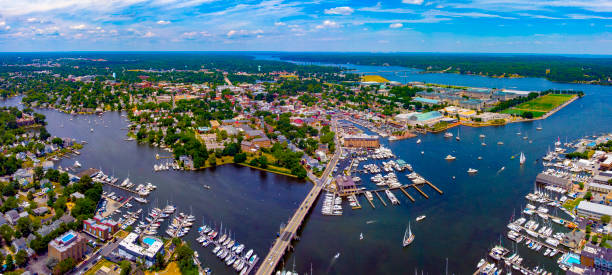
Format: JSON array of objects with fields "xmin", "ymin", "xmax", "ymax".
[{"xmin": 336, "ymin": 175, "xmax": 358, "ymax": 196}]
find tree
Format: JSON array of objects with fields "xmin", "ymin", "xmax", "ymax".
[
  {"xmin": 208, "ymin": 155, "xmax": 217, "ymax": 166},
  {"xmin": 16, "ymin": 217, "xmax": 34, "ymax": 236},
  {"xmin": 15, "ymin": 249, "xmax": 27, "ymax": 267},
  {"xmin": 53, "ymin": 258, "xmax": 75, "ymax": 275},
  {"xmin": 59, "ymin": 172, "xmax": 70, "ymax": 186},
  {"xmin": 0, "ymin": 224, "xmax": 14, "ymax": 245},
  {"xmin": 34, "ymin": 166, "xmax": 44, "ymax": 181},
  {"xmin": 119, "ymin": 260, "xmax": 132, "ymax": 275},
  {"xmin": 521, "ymin": 111, "xmax": 534, "ymax": 119},
  {"xmin": 52, "ymin": 137, "xmax": 64, "ymax": 147},
  {"xmin": 5, "ymin": 254, "xmax": 14, "ymax": 271},
  {"xmin": 602, "ymin": 215, "xmax": 611, "ymax": 224},
  {"xmin": 585, "ymin": 191, "xmax": 593, "ymax": 201},
  {"xmin": 257, "ymin": 155, "xmax": 268, "ymax": 169},
  {"xmin": 579, "ymin": 182, "xmax": 585, "ymax": 189},
  {"xmin": 233, "ymin": 153, "xmax": 247, "ymax": 163}
]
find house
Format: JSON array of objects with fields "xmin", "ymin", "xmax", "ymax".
[
  {"xmin": 33, "ymin": 206, "xmax": 49, "ymax": 216},
  {"xmin": 13, "ymin": 238, "xmax": 33, "ymax": 256},
  {"xmin": 5, "ymin": 209, "xmax": 19, "ymax": 225}
]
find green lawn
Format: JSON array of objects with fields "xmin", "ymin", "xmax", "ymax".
[{"xmin": 502, "ymin": 94, "xmax": 575, "ymax": 117}]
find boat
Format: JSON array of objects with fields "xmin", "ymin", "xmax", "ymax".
[
  {"xmin": 456, "ymin": 128, "xmax": 460, "ymax": 141},
  {"xmin": 519, "ymin": 152, "xmax": 526, "ymax": 165},
  {"xmin": 334, "ymin": 252, "xmax": 340, "ymax": 259},
  {"xmin": 90, "ymin": 128, "xmax": 94, "ymax": 132},
  {"xmin": 479, "ymin": 134, "xmax": 486, "ymax": 138},
  {"xmin": 497, "ymin": 141, "xmax": 504, "ymax": 145},
  {"xmin": 445, "ymin": 155, "xmax": 456, "ymax": 161},
  {"xmin": 420, "ymin": 151, "xmax": 424, "ymax": 155},
  {"xmin": 467, "ymin": 168, "xmax": 478, "ymax": 174},
  {"xmin": 416, "ymin": 215, "xmax": 426, "ymax": 222},
  {"xmin": 203, "ymin": 185, "xmax": 211, "ymax": 189},
  {"xmin": 444, "ymin": 132, "xmax": 453, "ymax": 138},
  {"xmin": 359, "ymin": 233, "xmax": 363, "ymax": 240},
  {"xmin": 402, "ymin": 222, "xmax": 415, "ymax": 246},
  {"xmin": 74, "ymin": 160, "xmax": 81, "ymax": 168},
  {"xmin": 416, "ymin": 139, "xmax": 421, "ymax": 144}
]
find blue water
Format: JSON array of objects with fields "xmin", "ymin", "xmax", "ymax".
[
  {"xmin": 143, "ymin": 237, "xmax": 156, "ymax": 246},
  {"xmin": 61, "ymin": 233, "xmax": 75, "ymax": 243}
]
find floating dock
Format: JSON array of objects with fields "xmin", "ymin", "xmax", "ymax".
[{"xmin": 412, "ymin": 185, "xmax": 429, "ymax": 199}]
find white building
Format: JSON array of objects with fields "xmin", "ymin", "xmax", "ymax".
[
  {"xmin": 118, "ymin": 233, "xmax": 164, "ymax": 267},
  {"xmin": 577, "ymin": 201, "xmax": 612, "ymax": 219}
]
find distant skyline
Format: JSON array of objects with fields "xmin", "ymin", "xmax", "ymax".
[{"xmin": 0, "ymin": 0, "xmax": 611, "ymax": 54}]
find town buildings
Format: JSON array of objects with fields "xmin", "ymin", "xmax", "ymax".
[
  {"xmin": 342, "ymin": 134, "xmax": 380, "ymax": 149},
  {"xmin": 48, "ymin": 230, "xmax": 86, "ymax": 262}
]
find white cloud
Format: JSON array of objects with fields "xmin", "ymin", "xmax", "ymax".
[
  {"xmin": 70, "ymin": 24, "xmax": 86, "ymax": 30},
  {"xmin": 389, "ymin": 23, "xmax": 403, "ymax": 28},
  {"xmin": 403, "ymin": 0, "xmax": 424, "ymax": 5},
  {"xmin": 226, "ymin": 29, "xmax": 263, "ymax": 38},
  {"xmin": 227, "ymin": 30, "xmax": 237, "ymax": 37},
  {"xmin": 156, "ymin": 20, "xmax": 171, "ymax": 25},
  {"xmin": 324, "ymin": 6, "xmax": 354, "ymax": 15},
  {"xmin": 274, "ymin": 22, "xmax": 286, "ymax": 26},
  {"xmin": 143, "ymin": 31, "xmax": 155, "ymax": 37},
  {"xmin": 316, "ymin": 20, "xmax": 340, "ymax": 29}
]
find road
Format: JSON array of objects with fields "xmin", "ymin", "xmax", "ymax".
[
  {"xmin": 72, "ymin": 234, "xmax": 122, "ymax": 274},
  {"xmin": 256, "ymin": 120, "xmax": 341, "ymax": 275}
]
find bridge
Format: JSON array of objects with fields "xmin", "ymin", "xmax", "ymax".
[{"xmin": 255, "ymin": 122, "xmax": 341, "ymax": 275}]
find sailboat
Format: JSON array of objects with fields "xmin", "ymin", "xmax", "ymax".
[
  {"xmin": 403, "ymin": 222, "xmax": 415, "ymax": 247},
  {"xmin": 456, "ymin": 128, "xmax": 460, "ymax": 141},
  {"xmin": 519, "ymin": 152, "xmax": 526, "ymax": 165},
  {"xmin": 416, "ymin": 139, "xmax": 421, "ymax": 144},
  {"xmin": 360, "ymin": 233, "xmax": 363, "ymax": 240}
]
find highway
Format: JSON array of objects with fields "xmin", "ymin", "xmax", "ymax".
[{"xmin": 255, "ymin": 120, "xmax": 341, "ymax": 275}]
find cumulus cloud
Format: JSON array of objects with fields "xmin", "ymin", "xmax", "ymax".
[
  {"xmin": 0, "ymin": 21, "xmax": 9, "ymax": 30},
  {"xmin": 227, "ymin": 29, "xmax": 263, "ymax": 38},
  {"xmin": 70, "ymin": 24, "xmax": 86, "ymax": 30},
  {"xmin": 316, "ymin": 20, "xmax": 340, "ymax": 29},
  {"xmin": 403, "ymin": 0, "xmax": 424, "ymax": 4},
  {"xmin": 143, "ymin": 31, "xmax": 155, "ymax": 37},
  {"xmin": 389, "ymin": 23, "xmax": 403, "ymax": 28},
  {"xmin": 226, "ymin": 30, "xmax": 237, "ymax": 37},
  {"xmin": 324, "ymin": 6, "xmax": 354, "ymax": 15},
  {"xmin": 274, "ymin": 22, "xmax": 286, "ymax": 26},
  {"xmin": 156, "ymin": 20, "xmax": 171, "ymax": 25}
]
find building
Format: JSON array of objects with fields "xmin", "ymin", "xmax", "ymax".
[
  {"xmin": 535, "ymin": 173, "xmax": 572, "ymax": 190},
  {"xmin": 336, "ymin": 175, "xmax": 358, "ymax": 196},
  {"xmin": 83, "ymin": 215, "xmax": 118, "ymax": 240},
  {"xmin": 118, "ymin": 233, "xmax": 164, "ymax": 267},
  {"xmin": 412, "ymin": 97, "xmax": 440, "ymax": 106},
  {"xmin": 562, "ymin": 230, "xmax": 585, "ymax": 249},
  {"xmin": 343, "ymin": 134, "xmax": 380, "ymax": 149},
  {"xmin": 580, "ymin": 243, "xmax": 612, "ymax": 272},
  {"xmin": 577, "ymin": 201, "xmax": 612, "ymax": 219},
  {"xmin": 405, "ymin": 111, "xmax": 444, "ymax": 126},
  {"xmin": 48, "ymin": 230, "xmax": 86, "ymax": 262},
  {"xmin": 589, "ymin": 182, "xmax": 612, "ymax": 195}
]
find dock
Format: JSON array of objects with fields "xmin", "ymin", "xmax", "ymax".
[
  {"xmin": 399, "ymin": 187, "xmax": 415, "ymax": 202},
  {"xmin": 364, "ymin": 194, "xmax": 375, "ymax": 208},
  {"xmin": 412, "ymin": 185, "xmax": 429, "ymax": 199},
  {"xmin": 425, "ymin": 180, "xmax": 443, "ymax": 194},
  {"xmin": 350, "ymin": 194, "xmax": 362, "ymax": 210},
  {"xmin": 203, "ymin": 232, "xmax": 259, "ymax": 274},
  {"xmin": 374, "ymin": 191, "xmax": 387, "ymax": 207}
]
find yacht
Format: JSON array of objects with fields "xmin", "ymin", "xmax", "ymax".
[
  {"xmin": 359, "ymin": 233, "xmax": 363, "ymax": 240},
  {"xmin": 74, "ymin": 160, "xmax": 82, "ymax": 168},
  {"xmin": 519, "ymin": 152, "xmax": 526, "ymax": 165},
  {"xmin": 497, "ymin": 141, "xmax": 504, "ymax": 145},
  {"xmin": 445, "ymin": 155, "xmax": 456, "ymax": 161},
  {"xmin": 467, "ymin": 168, "xmax": 478, "ymax": 174},
  {"xmin": 416, "ymin": 139, "xmax": 421, "ymax": 144},
  {"xmin": 402, "ymin": 222, "xmax": 415, "ymax": 246},
  {"xmin": 444, "ymin": 132, "xmax": 453, "ymax": 138},
  {"xmin": 479, "ymin": 134, "xmax": 486, "ymax": 138},
  {"xmin": 416, "ymin": 215, "xmax": 426, "ymax": 222}
]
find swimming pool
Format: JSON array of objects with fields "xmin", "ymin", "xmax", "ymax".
[
  {"xmin": 562, "ymin": 253, "xmax": 581, "ymax": 266},
  {"xmin": 143, "ymin": 237, "xmax": 156, "ymax": 246},
  {"xmin": 61, "ymin": 233, "xmax": 75, "ymax": 243}
]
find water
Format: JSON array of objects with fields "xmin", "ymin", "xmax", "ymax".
[{"xmin": 3, "ymin": 58, "xmax": 612, "ymax": 274}]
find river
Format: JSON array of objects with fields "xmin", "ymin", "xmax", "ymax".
[{"xmin": 3, "ymin": 57, "xmax": 612, "ymax": 274}]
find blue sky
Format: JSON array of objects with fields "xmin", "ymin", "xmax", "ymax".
[{"xmin": 0, "ymin": 0, "xmax": 611, "ymax": 53}]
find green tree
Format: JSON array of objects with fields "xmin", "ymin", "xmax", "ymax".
[
  {"xmin": 233, "ymin": 153, "xmax": 247, "ymax": 163},
  {"xmin": 585, "ymin": 191, "xmax": 593, "ymax": 201},
  {"xmin": 53, "ymin": 258, "xmax": 75, "ymax": 275},
  {"xmin": 0, "ymin": 224, "xmax": 14, "ymax": 245},
  {"xmin": 602, "ymin": 215, "xmax": 611, "ymax": 224},
  {"xmin": 34, "ymin": 166, "xmax": 44, "ymax": 181},
  {"xmin": 14, "ymin": 249, "xmax": 27, "ymax": 267},
  {"xmin": 5, "ymin": 254, "xmax": 14, "ymax": 271},
  {"xmin": 119, "ymin": 260, "xmax": 132, "ymax": 275},
  {"xmin": 59, "ymin": 172, "xmax": 70, "ymax": 186}
]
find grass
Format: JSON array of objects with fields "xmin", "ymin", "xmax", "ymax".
[
  {"xmin": 563, "ymin": 198, "xmax": 584, "ymax": 211},
  {"xmin": 114, "ymin": 230, "xmax": 129, "ymax": 239},
  {"xmin": 84, "ymin": 259, "xmax": 116, "ymax": 275},
  {"xmin": 361, "ymin": 75, "xmax": 389, "ymax": 83},
  {"xmin": 502, "ymin": 94, "xmax": 575, "ymax": 117},
  {"xmin": 145, "ymin": 261, "xmax": 181, "ymax": 275}
]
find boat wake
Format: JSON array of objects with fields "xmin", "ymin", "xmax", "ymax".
[
  {"xmin": 366, "ymin": 220, "xmax": 377, "ymax": 224},
  {"xmin": 497, "ymin": 166, "xmax": 505, "ymax": 174}
]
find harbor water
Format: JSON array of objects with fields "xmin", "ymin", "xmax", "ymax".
[{"xmin": 3, "ymin": 59, "xmax": 612, "ymax": 274}]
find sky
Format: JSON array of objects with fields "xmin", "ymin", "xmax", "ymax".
[{"xmin": 0, "ymin": 0, "xmax": 611, "ymax": 54}]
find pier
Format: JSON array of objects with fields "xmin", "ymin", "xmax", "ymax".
[
  {"xmin": 365, "ymin": 195, "xmax": 375, "ymax": 208},
  {"xmin": 399, "ymin": 187, "xmax": 415, "ymax": 202},
  {"xmin": 374, "ymin": 191, "xmax": 387, "ymax": 207},
  {"xmin": 425, "ymin": 180, "xmax": 443, "ymax": 194},
  {"xmin": 412, "ymin": 185, "xmax": 429, "ymax": 199}
]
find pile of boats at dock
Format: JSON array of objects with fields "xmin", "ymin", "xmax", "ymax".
[
  {"xmin": 370, "ymin": 146, "xmax": 395, "ymax": 159},
  {"xmin": 92, "ymin": 171, "xmax": 119, "ymax": 185},
  {"xmin": 322, "ymin": 192, "xmax": 342, "ymax": 216},
  {"xmin": 165, "ymin": 210, "xmax": 195, "ymax": 238},
  {"xmin": 384, "ymin": 189, "xmax": 399, "ymax": 205},
  {"xmin": 477, "ymin": 245, "xmax": 553, "ymax": 275},
  {"xmin": 197, "ymin": 222, "xmax": 258, "ymax": 274},
  {"xmin": 118, "ymin": 208, "xmax": 142, "ymax": 230},
  {"xmin": 153, "ymin": 160, "xmax": 181, "ymax": 172},
  {"xmin": 134, "ymin": 205, "xmax": 175, "ymax": 235},
  {"xmin": 93, "ymin": 170, "xmax": 157, "ymax": 201},
  {"xmin": 506, "ymin": 216, "xmax": 564, "ymax": 258},
  {"xmin": 371, "ymin": 173, "xmax": 401, "ymax": 188}
]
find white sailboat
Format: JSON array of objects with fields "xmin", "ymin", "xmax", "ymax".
[
  {"xmin": 403, "ymin": 222, "xmax": 415, "ymax": 246},
  {"xmin": 456, "ymin": 128, "xmax": 460, "ymax": 141},
  {"xmin": 416, "ymin": 139, "xmax": 421, "ymax": 144},
  {"xmin": 360, "ymin": 233, "xmax": 363, "ymax": 240},
  {"xmin": 519, "ymin": 152, "xmax": 526, "ymax": 165}
]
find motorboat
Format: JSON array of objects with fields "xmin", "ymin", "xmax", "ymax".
[
  {"xmin": 467, "ymin": 168, "xmax": 478, "ymax": 174},
  {"xmin": 445, "ymin": 155, "xmax": 456, "ymax": 161},
  {"xmin": 416, "ymin": 215, "xmax": 426, "ymax": 222}
]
